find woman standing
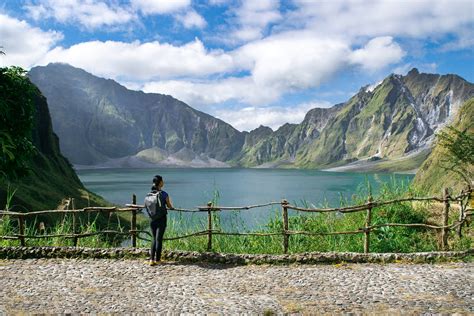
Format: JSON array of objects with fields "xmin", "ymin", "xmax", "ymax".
[{"xmin": 146, "ymin": 175, "xmax": 174, "ymax": 266}]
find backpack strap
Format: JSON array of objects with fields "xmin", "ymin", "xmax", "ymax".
[{"xmin": 144, "ymin": 205, "xmax": 152, "ymax": 218}]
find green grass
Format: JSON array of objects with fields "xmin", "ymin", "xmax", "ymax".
[
  {"xmin": 140, "ymin": 179, "xmax": 471, "ymax": 254},
  {"xmin": 0, "ymin": 211, "xmax": 129, "ymax": 247},
  {"xmin": 1, "ymin": 179, "xmax": 471, "ymax": 253}
]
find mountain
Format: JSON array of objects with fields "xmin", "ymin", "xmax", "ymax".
[
  {"xmin": 0, "ymin": 83, "xmax": 108, "ymax": 211},
  {"xmin": 28, "ymin": 64, "xmax": 474, "ymax": 170},
  {"xmin": 413, "ymin": 98, "xmax": 474, "ymax": 194},
  {"xmin": 28, "ymin": 63, "xmax": 244, "ymax": 167},
  {"xmin": 235, "ymin": 105, "xmax": 343, "ymax": 167},
  {"xmin": 293, "ymin": 69, "xmax": 473, "ymax": 169}
]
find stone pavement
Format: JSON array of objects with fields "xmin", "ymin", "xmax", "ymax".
[{"xmin": 0, "ymin": 259, "xmax": 472, "ymax": 314}]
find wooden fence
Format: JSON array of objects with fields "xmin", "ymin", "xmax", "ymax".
[{"xmin": 0, "ymin": 187, "xmax": 472, "ymax": 253}]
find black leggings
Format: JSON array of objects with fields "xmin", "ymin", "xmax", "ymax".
[{"xmin": 150, "ymin": 217, "xmax": 167, "ymax": 261}]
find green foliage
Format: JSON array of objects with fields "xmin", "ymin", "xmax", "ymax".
[
  {"xmin": 413, "ymin": 98, "xmax": 474, "ymax": 194},
  {"xmin": 436, "ymin": 126, "xmax": 474, "ymax": 184},
  {"xmin": 4, "ymin": 183, "xmax": 17, "ymax": 211},
  {"xmin": 0, "ymin": 66, "xmax": 37, "ymax": 180}
]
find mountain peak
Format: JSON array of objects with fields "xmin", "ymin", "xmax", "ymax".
[{"xmin": 407, "ymin": 68, "xmax": 419, "ymax": 76}]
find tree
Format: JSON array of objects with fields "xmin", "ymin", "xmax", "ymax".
[
  {"xmin": 437, "ymin": 126, "xmax": 474, "ymax": 185},
  {"xmin": 0, "ymin": 66, "xmax": 37, "ymax": 181}
]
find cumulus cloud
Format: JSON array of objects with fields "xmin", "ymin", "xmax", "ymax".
[
  {"xmin": 176, "ymin": 10, "xmax": 207, "ymax": 29},
  {"xmin": 235, "ymin": 32, "xmax": 351, "ymax": 92},
  {"xmin": 39, "ymin": 38, "xmax": 235, "ymax": 80},
  {"xmin": 24, "ymin": 0, "xmax": 136, "ymax": 30},
  {"xmin": 131, "ymin": 0, "xmax": 191, "ymax": 15},
  {"xmin": 141, "ymin": 76, "xmax": 278, "ymax": 106},
  {"xmin": 213, "ymin": 101, "xmax": 332, "ymax": 131},
  {"xmin": 290, "ymin": 0, "xmax": 474, "ymax": 40},
  {"xmin": 349, "ymin": 37, "xmax": 405, "ymax": 72},
  {"xmin": 226, "ymin": 0, "xmax": 282, "ymax": 43},
  {"xmin": 140, "ymin": 75, "xmax": 332, "ymax": 131},
  {"xmin": 6, "ymin": 0, "xmax": 472, "ymax": 120},
  {"xmin": 138, "ymin": 33, "xmax": 404, "ymax": 107},
  {"xmin": 0, "ymin": 14, "xmax": 62, "ymax": 68}
]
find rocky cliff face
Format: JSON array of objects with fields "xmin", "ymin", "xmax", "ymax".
[
  {"xmin": 293, "ymin": 69, "xmax": 474, "ymax": 168},
  {"xmin": 235, "ymin": 105, "xmax": 342, "ymax": 166},
  {"xmin": 28, "ymin": 64, "xmax": 474, "ymax": 170},
  {"xmin": 29, "ymin": 63, "xmax": 244, "ymax": 167},
  {"xmin": 413, "ymin": 98, "xmax": 474, "ymax": 194},
  {"xmin": 0, "ymin": 88, "xmax": 108, "ymax": 210}
]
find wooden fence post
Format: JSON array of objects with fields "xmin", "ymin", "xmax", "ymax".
[
  {"xmin": 18, "ymin": 216, "xmax": 25, "ymax": 246},
  {"xmin": 364, "ymin": 195, "xmax": 373, "ymax": 254},
  {"xmin": 282, "ymin": 199, "xmax": 289, "ymax": 254},
  {"xmin": 131, "ymin": 194, "xmax": 137, "ymax": 248},
  {"xmin": 442, "ymin": 188, "xmax": 450, "ymax": 251},
  {"xmin": 458, "ymin": 185, "xmax": 472, "ymax": 238},
  {"xmin": 72, "ymin": 198, "xmax": 78, "ymax": 247},
  {"xmin": 207, "ymin": 202, "xmax": 213, "ymax": 252}
]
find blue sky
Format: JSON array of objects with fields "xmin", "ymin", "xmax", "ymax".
[{"xmin": 1, "ymin": 0, "xmax": 473, "ymax": 131}]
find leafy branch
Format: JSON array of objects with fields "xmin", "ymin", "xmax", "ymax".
[{"xmin": 437, "ymin": 126, "xmax": 474, "ymax": 185}]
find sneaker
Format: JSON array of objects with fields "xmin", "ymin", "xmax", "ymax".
[{"xmin": 148, "ymin": 260, "xmax": 157, "ymax": 266}]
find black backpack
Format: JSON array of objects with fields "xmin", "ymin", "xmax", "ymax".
[{"xmin": 144, "ymin": 191, "xmax": 167, "ymax": 220}]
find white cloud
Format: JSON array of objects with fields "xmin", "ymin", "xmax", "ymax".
[
  {"xmin": 393, "ymin": 62, "xmax": 438, "ymax": 75},
  {"xmin": 39, "ymin": 38, "xmax": 235, "ymax": 80},
  {"xmin": 290, "ymin": 0, "xmax": 474, "ymax": 40},
  {"xmin": 235, "ymin": 32, "xmax": 351, "ymax": 93},
  {"xmin": 176, "ymin": 10, "xmax": 207, "ymax": 29},
  {"xmin": 349, "ymin": 37, "xmax": 405, "ymax": 72},
  {"xmin": 6, "ymin": 0, "xmax": 471, "ymax": 120},
  {"xmin": 139, "ymin": 33, "xmax": 405, "ymax": 107},
  {"xmin": 440, "ymin": 28, "xmax": 474, "ymax": 52},
  {"xmin": 141, "ymin": 76, "xmax": 278, "ymax": 106},
  {"xmin": 24, "ymin": 0, "xmax": 136, "ymax": 30},
  {"xmin": 227, "ymin": 0, "xmax": 282, "ymax": 43},
  {"xmin": 131, "ymin": 0, "xmax": 191, "ymax": 15},
  {"xmin": 213, "ymin": 101, "xmax": 332, "ymax": 131},
  {"xmin": 0, "ymin": 14, "xmax": 62, "ymax": 68}
]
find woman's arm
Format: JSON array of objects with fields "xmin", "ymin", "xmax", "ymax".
[{"xmin": 166, "ymin": 196, "xmax": 174, "ymax": 210}]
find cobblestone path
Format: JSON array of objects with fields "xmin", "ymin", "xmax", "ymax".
[{"xmin": 0, "ymin": 259, "xmax": 472, "ymax": 314}]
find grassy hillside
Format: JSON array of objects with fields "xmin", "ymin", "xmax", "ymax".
[
  {"xmin": 0, "ymin": 97, "xmax": 109, "ymax": 212},
  {"xmin": 413, "ymin": 98, "xmax": 474, "ymax": 194}
]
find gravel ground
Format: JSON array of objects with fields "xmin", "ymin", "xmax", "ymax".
[{"xmin": 0, "ymin": 259, "xmax": 472, "ymax": 314}]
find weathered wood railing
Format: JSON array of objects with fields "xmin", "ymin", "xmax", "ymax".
[{"xmin": 0, "ymin": 187, "xmax": 472, "ymax": 253}]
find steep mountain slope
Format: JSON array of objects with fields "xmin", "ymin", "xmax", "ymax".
[
  {"xmin": 29, "ymin": 64, "xmax": 473, "ymax": 170},
  {"xmin": 235, "ymin": 105, "xmax": 343, "ymax": 166},
  {"xmin": 413, "ymin": 98, "xmax": 474, "ymax": 194},
  {"xmin": 0, "ymin": 87, "xmax": 108, "ymax": 211},
  {"xmin": 29, "ymin": 63, "xmax": 244, "ymax": 167},
  {"xmin": 294, "ymin": 69, "xmax": 474, "ymax": 168}
]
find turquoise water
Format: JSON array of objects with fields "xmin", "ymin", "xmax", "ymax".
[{"xmin": 77, "ymin": 168, "xmax": 413, "ymax": 228}]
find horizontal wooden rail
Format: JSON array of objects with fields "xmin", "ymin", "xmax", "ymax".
[
  {"xmin": 286, "ymin": 204, "xmax": 371, "ymax": 213},
  {"xmin": 287, "ymin": 229, "xmax": 364, "ymax": 236},
  {"xmin": 197, "ymin": 202, "xmax": 282, "ymax": 211},
  {"xmin": 0, "ymin": 207, "xmax": 137, "ymax": 217},
  {"xmin": 1, "ymin": 187, "xmax": 471, "ymax": 253}
]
